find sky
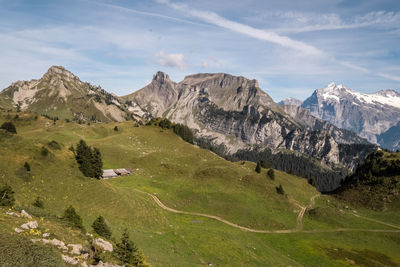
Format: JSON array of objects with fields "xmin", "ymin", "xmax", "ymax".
[{"xmin": 0, "ymin": 0, "xmax": 399, "ymax": 101}]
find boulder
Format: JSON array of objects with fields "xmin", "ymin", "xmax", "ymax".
[
  {"xmin": 92, "ymin": 238, "xmax": 113, "ymax": 252},
  {"xmin": 52, "ymin": 238, "xmax": 68, "ymax": 251},
  {"xmin": 21, "ymin": 220, "xmax": 38, "ymax": 230},
  {"xmin": 43, "ymin": 233, "xmax": 50, "ymax": 238},
  {"xmin": 14, "ymin": 227, "xmax": 23, "ymax": 233},
  {"xmin": 21, "ymin": 210, "xmax": 32, "ymax": 219},
  {"xmin": 62, "ymin": 254, "xmax": 78, "ymax": 265},
  {"xmin": 68, "ymin": 244, "xmax": 83, "ymax": 255}
]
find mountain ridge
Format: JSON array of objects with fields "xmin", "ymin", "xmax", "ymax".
[{"xmin": 301, "ymin": 82, "xmax": 400, "ymax": 150}]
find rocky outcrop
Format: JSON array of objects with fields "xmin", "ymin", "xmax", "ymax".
[
  {"xmin": 301, "ymin": 83, "xmax": 400, "ymax": 150},
  {"xmin": 92, "ymin": 238, "xmax": 113, "ymax": 252}
]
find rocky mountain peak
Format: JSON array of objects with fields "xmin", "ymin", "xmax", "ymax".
[
  {"xmin": 42, "ymin": 65, "xmax": 79, "ymax": 83},
  {"xmin": 152, "ymin": 71, "xmax": 171, "ymax": 83}
]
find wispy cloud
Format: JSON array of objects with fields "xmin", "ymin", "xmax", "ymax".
[
  {"xmin": 155, "ymin": 51, "xmax": 186, "ymax": 70},
  {"xmin": 268, "ymin": 10, "xmax": 400, "ymax": 33},
  {"xmin": 156, "ymin": 0, "xmax": 323, "ymax": 56}
]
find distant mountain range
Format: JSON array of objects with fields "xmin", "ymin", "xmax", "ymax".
[
  {"xmin": 0, "ymin": 67, "xmax": 379, "ymax": 191},
  {"xmin": 279, "ymin": 83, "xmax": 400, "ymax": 151}
]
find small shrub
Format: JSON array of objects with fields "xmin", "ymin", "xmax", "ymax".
[
  {"xmin": 0, "ymin": 121, "xmax": 17, "ymax": 134},
  {"xmin": 63, "ymin": 206, "xmax": 84, "ymax": 230},
  {"xmin": 267, "ymin": 169, "xmax": 275, "ymax": 180},
  {"xmin": 158, "ymin": 118, "xmax": 172, "ymax": 129},
  {"xmin": 92, "ymin": 216, "xmax": 111, "ymax": 239},
  {"xmin": 114, "ymin": 126, "xmax": 119, "ymax": 131},
  {"xmin": 24, "ymin": 162, "xmax": 31, "ymax": 172},
  {"xmin": 0, "ymin": 184, "xmax": 15, "ymax": 206},
  {"xmin": 48, "ymin": 140, "xmax": 61, "ymax": 150},
  {"xmin": 33, "ymin": 196, "xmax": 44, "ymax": 208},
  {"xmin": 41, "ymin": 146, "xmax": 49, "ymax": 157},
  {"xmin": 255, "ymin": 162, "xmax": 261, "ymax": 173},
  {"xmin": 276, "ymin": 184, "xmax": 285, "ymax": 195}
]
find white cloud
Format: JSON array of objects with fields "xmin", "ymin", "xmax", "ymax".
[
  {"xmin": 269, "ymin": 10, "xmax": 400, "ymax": 33},
  {"xmin": 155, "ymin": 51, "xmax": 186, "ymax": 70},
  {"xmin": 201, "ymin": 56, "xmax": 220, "ymax": 68},
  {"xmin": 156, "ymin": 0, "xmax": 323, "ymax": 56}
]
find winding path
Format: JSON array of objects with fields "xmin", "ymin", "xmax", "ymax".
[{"xmin": 134, "ymin": 189, "xmax": 400, "ymax": 234}]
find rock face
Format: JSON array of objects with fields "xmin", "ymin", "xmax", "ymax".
[
  {"xmin": 0, "ymin": 66, "xmax": 140, "ymax": 122},
  {"xmin": 301, "ymin": 83, "xmax": 400, "ymax": 150},
  {"xmin": 92, "ymin": 238, "xmax": 113, "ymax": 252},
  {"xmin": 123, "ymin": 72, "xmax": 376, "ymax": 191}
]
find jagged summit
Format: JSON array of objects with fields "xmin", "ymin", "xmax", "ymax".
[
  {"xmin": 43, "ymin": 65, "xmax": 77, "ymax": 79},
  {"xmin": 152, "ymin": 71, "xmax": 171, "ymax": 82}
]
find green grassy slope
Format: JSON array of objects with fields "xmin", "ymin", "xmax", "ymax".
[{"xmin": 0, "ymin": 111, "xmax": 399, "ymax": 266}]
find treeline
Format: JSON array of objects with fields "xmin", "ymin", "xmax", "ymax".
[
  {"xmin": 147, "ymin": 118, "xmax": 194, "ymax": 144},
  {"xmin": 195, "ymin": 137, "xmax": 348, "ymax": 192}
]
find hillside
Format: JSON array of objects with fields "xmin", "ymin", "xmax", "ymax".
[
  {"xmin": 0, "ymin": 110, "xmax": 399, "ymax": 266},
  {"xmin": 332, "ymin": 150, "xmax": 400, "ymax": 211}
]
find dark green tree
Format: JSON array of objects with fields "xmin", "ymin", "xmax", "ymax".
[
  {"xmin": 114, "ymin": 126, "xmax": 119, "ymax": 131},
  {"xmin": 63, "ymin": 206, "xmax": 84, "ymax": 230},
  {"xmin": 255, "ymin": 162, "xmax": 261, "ymax": 173},
  {"xmin": 24, "ymin": 162, "xmax": 31, "ymax": 172},
  {"xmin": 1, "ymin": 121, "xmax": 17, "ymax": 134},
  {"xmin": 115, "ymin": 229, "xmax": 147, "ymax": 266},
  {"xmin": 267, "ymin": 169, "xmax": 275, "ymax": 180},
  {"xmin": 173, "ymin": 124, "xmax": 194, "ymax": 144},
  {"xmin": 158, "ymin": 119, "xmax": 172, "ymax": 129},
  {"xmin": 0, "ymin": 184, "xmax": 15, "ymax": 206},
  {"xmin": 75, "ymin": 140, "xmax": 103, "ymax": 179},
  {"xmin": 92, "ymin": 216, "xmax": 111, "ymax": 239},
  {"xmin": 276, "ymin": 184, "xmax": 285, "ymax": 195}
]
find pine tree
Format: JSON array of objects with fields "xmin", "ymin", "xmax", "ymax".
[
  {"xmin": 276, "ymin": 184, "xmax": 285, "ymax": 195},
  {"xmin": 92, "ymin": 148, "xmax": 103, "ymax": 179},
  {"xmin": 115, "ymin": 229, "xmax": 148, "ymax": 266},
  {"xmin": 63, "ymin": 206, "xmax": 84, "ymax": 230},
  {"xmin": 92, "ymin": 216, "xmax": 111, "ymax": 239},
  {"xmin": 0, "ymin": 184, "xmax": 15, "ymax": 206},
  {"xmin": 115, "ymin": 229, "xmax": 137, "ymax": 264},
  {"xmin": 75, "ymin": 140, "xmax": 103, "ymax": 178},
  {"xmin": 24, "ymin": 162, "xmax": 31, "ymax": 172},
  {"xmin": 267, "ymin": 169, "xmax": 275, "ymax": 180},
  {"xmin": 255, "ymin": 162, "xmax": 261, "ymax": 173},
  {"xmin": 1, "ymin": 121, "xmax": 17, "ymax": 134}
]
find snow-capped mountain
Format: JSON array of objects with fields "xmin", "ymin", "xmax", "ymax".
[
  {"xmin": 301, "ymin": 82, "xmax": 400, "ymax": 150},
  {"xmin": 278, "ymin": 97, "xmax": 303, "ymax": 106}
]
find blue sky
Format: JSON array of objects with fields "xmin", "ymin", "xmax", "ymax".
[{"xmin": 0, "ymin": 0, "xmax": 399, "ymax": 101}]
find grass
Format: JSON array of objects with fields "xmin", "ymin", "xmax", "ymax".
[{"xmin": 0, "ymin": 111, "xmax": 399, "ymax": 266}]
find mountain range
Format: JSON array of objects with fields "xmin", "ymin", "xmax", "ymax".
[
  {"xmin": 279, "ymin": 82, "xmax": 400, "ymax": 151},
  {"xmin": 0, "ymin": 66, "xmax": 382, "ymax": 191}
]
